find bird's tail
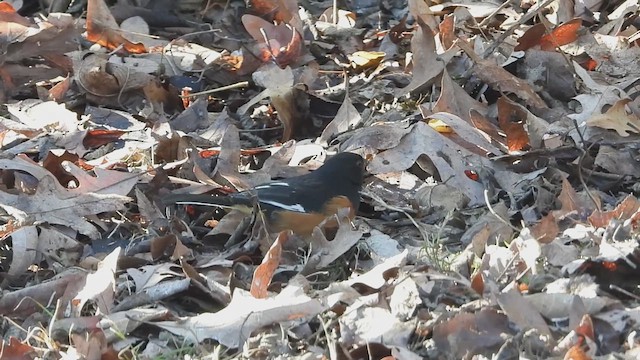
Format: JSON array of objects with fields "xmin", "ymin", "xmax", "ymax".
[{"xmin": 163, "ymin": 193, "xmax": 255, "ymax": 211}]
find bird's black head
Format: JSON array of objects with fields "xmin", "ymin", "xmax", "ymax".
[{"xmin": 318, "ymin": 152, "xmax": 365, "ymax": 185}]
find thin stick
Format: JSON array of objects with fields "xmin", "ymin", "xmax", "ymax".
[
  {"xmin": 484, "ymin": 189, "xmax": 519, "ymax": 232},
  {"xmin": 478, "ymin": 0, "xmax": 517, "ymax": 28},
  {"xmin": 181, "ymin": 81, "xmax": 250, "ymax": 97},
  {"xmin": 363, "ymin": 190, "xmax": 429, "ymax": 243}
]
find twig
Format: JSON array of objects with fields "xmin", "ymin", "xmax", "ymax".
[
  {"xmin": 478, "ymin": 0, "xmax": 517, "ymax": 28},
  {"xmin": 362, "ymin": 190, "xmax": 429, "ymax": 243},
  {"xmin": 181, "ymin": 81, "xmax": 250, "ymax": 97},
  {"xmin": 539, "ymin": 20, "xmax": 577, "ymax": 76},
  {"xmin": 609, "ymin": 285, "xmax": 640, "ymax": 300},
  {"xmin": 482, "ymin": 0, "xmax": 556, "ymax": 59},
  {"xmin": 484, "ymin": 189, "xmax": 519, "ymax": 232},
  {"xmin": 577, "ymin": 144, "xmax": 602, "ymax": 212}
]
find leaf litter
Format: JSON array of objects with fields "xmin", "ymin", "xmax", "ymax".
[{"xmin": 1, "ymin": 0, "xmax": 640, "ymax": 359}]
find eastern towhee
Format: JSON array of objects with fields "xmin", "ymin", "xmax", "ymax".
[{"xmin": 164, "ymin": 152, "xmax": 365, "ymax": 236}]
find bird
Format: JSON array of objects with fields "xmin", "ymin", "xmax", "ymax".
[{"xmin": 164, "ymin": 152, "xmax": 365, "ymax": 236}]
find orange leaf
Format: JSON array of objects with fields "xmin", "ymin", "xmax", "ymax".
[
  {"xmin": 251, "ymin": 231, "xmax": 289, "ymax": 298},
  {"xmin": 470, "ymin": 272, "xmax": 484, "ymax": 296},
  {"xmin": 0, "ymin": 2, "xmax": 15, "ymax": 11},
  {"xmin": 86, "ymin": 0, "xmax": 146, "ymax": 54},
  {"xmin": 0, "ymin": 2, "xmax": 31, "ymax": 26},
  {"xmin": 241, "ymin": 14, "xmax": 303, "ymax": 67},
  {"xmin": 497, "ymin": 97, "xmax": 530, "ymax": 152},
  {"xmin": 588, "ymin": 195, "xmax": 640, "ymax": 228},
  {"xmin": 540, "ymin": 19, "xmax": 582, "ymax": 51},
  {"xmin": 249, "ymin": 0, "xmax": 297, "ymax": 23},
  {"xmin": 581, "ymin": 58, "xmax": 598, "ymax": 71},
  {"xmin": 564, "ymin": 344, "xmax": 591, "ymax": 360},
  {"xmin": 515, "ymin": 18, "xmax": 582, "ymax": 52},
  {"xmin": 439, "ymin": 14, "xmax": 455, "ymax": 50}
]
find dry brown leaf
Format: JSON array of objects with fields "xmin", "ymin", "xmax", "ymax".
[
  {"xmin": 65, "ymin": 162, "xmax": 139, "ymax": 196},
  {"xmin": 496, "ymin": 284, "xmax": 552, "ymax": 337},
  {"xmin": 305, "ymin": 209, "xmax": 364, "ymax": 271},
  {"xmin": 348, "ymin": 51, "xmax": 385, "ymax": 69},
  {"xmin": 238, "ymin": 64, "xmax": 299, "ymax": 141},
  {"xmin": 469, "ymin": 109, "xmax": 508, "ymax": 148},
  {"xmin": 542, "ymin": 237, "xmax": 580, "ymax": 266},
  {"xmin": 396, "ymin": 19, "xmax": 443, "ymax": 96},
  {"xmin": 1, "ymin": 154, "xmax": 137, "ymax": 196},
  {"xmin": 69, "ymin": 330, "xmax": 115, "ymax": 360},
  {"xmin": 425, "ymin": 112, "xmax": 503, "ymax": 156},
  {"xmin": 0, "ymin": 2, "xmax": 31, "ymax": 28},
  {"xmin": 339, "ymin": 306, "xmax": 414, "ymax": 348},
  {"xmin": 0, "ymin": 175, "xmax": 130, "ymax": 238},
  {"xmin": 339, "ymin": 250, "xmax": 407, "ymax": 290},
  {"xmin": 154, "ymin": 276, "xmax": 325, "ymax": 348},
  {"xmin": 368, "ymin": 122, "xmax": 494, "ymax": 206},
  {"xmin": 318, "ymin": 87, "xmax": 362, "ymax": 146},
  {"xmin": 241, "ymin": 14, "xmax": 303, "ymax": 67},
  {"xmin": 456, "ymin": 39, "xmax": 547, "ymax": 109},
  {"xmin": 47, "ymin": 75, "xmax": 71, "ymax": 102},
  {"xmin": 563, "ymin": 344, "xmax": 592, "ymax": 360},
  {"xmin": 462, "ymin": 202, "xmax": 514, "ymax": 250},
  {"xmin": 433, "ymin": 309, "xmax": 514, "ymax": 358},
  {"xmin": 42, "ymin": 150, "xmax": 82, "ymax": 187},
  {"xmin": 210, "ymin": 125, "xmax": 272, "ymax": 189},
  {"xmin": 588, "ymin": 195, "xmax": 640, "ymax": 228},
  {"xmin": 8, "ymin": 225, "xmax": 82, "ymax": 276},
  {"xmin": 75, "ymin": 54, "xmax": 154, "ymax": 98},
  {"xmin": 126, "ymin": 263, "xmax": 182, "ymax": 293},
  {"xmin": 431, "ymin": 69, "xmax": 488, "ymax": 124},
  {"xmin": 407, "ymin": 0, "xmax": 439, "ymax": 30},
  {"xmin": 594, "ymin": 145, "xmax": 640, "ymax": 177},
  {"xmin": 169, "ymin": 98, "xmax": 210, "ymax": 133},
  {"xmin": 556, "ymin": 177, "xmax": 581, "ymax": 218},
  {"xmin": 586, "ymin": 98, "xmax": 640, "ymax": 136},
  {"xmin": 0, "ymin": 337, "xmax": 38, "ymax": 360},
  {"xmin": 531, "ymin": 213, "xmax": 559, "ymax": 244},
  {"xmin": 7, "ymin": 100, "xmax": 78, "ymax": 132},
  {"xmin": 113, "ymin": 278, "xmax": 191, "ymax": 312},
  {"xmin": 470, "ymin": 271, "xmax": 485, "ymax": 296},
  {"xmin": 342, "ymin": 124, "xmax": 412, "ymax": 151},
  {"xmin": 0, "ymin": 268, "xmax": 87, "ymax": 317},
  {"xmin": 73, "ymin": 248, "xmax": 120, "ymax": 316},
  {"xmin": 525, "ymin": 293, "xmax": 614, "ymax": 319},
  {"xmin": 317, "ymin": 8, "xmax": 356, "ymax": 29},
  {"xmin": 0, "ymin": 6, "xmax": 78, "ymax": 68}
]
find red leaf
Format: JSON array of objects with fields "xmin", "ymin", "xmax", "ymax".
[{"xmin": 83, "ymin": 129, "xmax": 126, "ymax": 149}]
